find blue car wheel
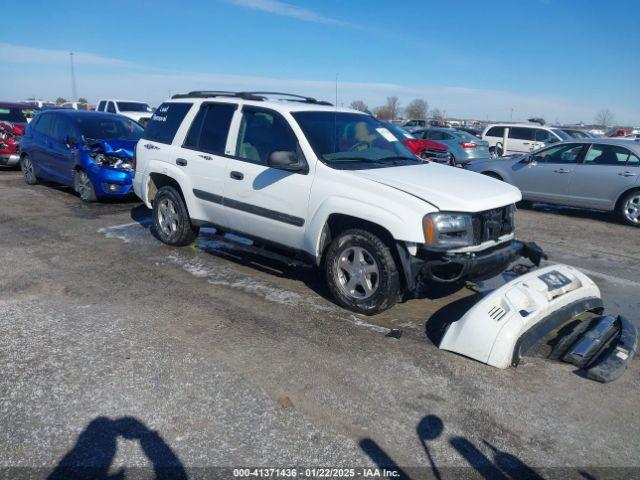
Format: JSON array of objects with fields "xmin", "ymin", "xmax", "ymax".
[
  {"xmin": 21, "ymin": 154, "xmax": 38, "ymax": 185},
  {"xmin": 74, "ymin": 169, "xmax": 97, "ymax": 202}
]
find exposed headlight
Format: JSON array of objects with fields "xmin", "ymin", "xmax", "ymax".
[
  {"xmin": 423, "ymin": 212, "xmax": 474, "ymax": 249},
  {"xmin": 92, "ymin": 153, "xmax": 133, "ymax": 171}
]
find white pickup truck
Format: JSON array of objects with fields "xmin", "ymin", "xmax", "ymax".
[{"xmin": 133, "ymin": 91, "xmax": 529, "ymax": 314}]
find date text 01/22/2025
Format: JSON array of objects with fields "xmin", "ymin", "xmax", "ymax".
[{"xmin": 232, "ymin": 468, "xmax": 401, "ymax": 478}]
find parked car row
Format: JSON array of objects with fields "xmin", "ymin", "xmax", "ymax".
[
  {"xmin": 12, "ymin": 91, "xmax": 531, "ymax": 315},
  {"xmin": 8, "ymin": 91, "xmax": 638, "ymax": 315}
]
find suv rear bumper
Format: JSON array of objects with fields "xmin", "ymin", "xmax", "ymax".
[{"xmin": 397, "ymin": 240, "xmax": 546, "ymax": 289}]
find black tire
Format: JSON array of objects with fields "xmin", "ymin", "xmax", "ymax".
[
  {"xmin": 618, "ymin": 189, "xmax": 640, "ymax": 227},
  {"xmin": 490, "ymin": 144, "xmax": 504, "ymax": 158},
  {"xmin": 20, "ymin": 154, "xmax": 38, "ymax": 185},
  {"xmin": 74, "ymin": 169, "xmax": 97, "ymax": 202},
  {"xmin": 153, "ymin": 186, "xmax": 200, "ymax": 246},
  {"xmin": 324, "ymin": 228, "xmax": 401, "ymax": 315}
]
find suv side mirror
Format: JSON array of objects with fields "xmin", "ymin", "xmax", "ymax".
[{"xmin": 267, "ymin": 150, "xmax": 307, "ymax": 173}]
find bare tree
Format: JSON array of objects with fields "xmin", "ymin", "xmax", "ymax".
[
  {"xmin": 373, "ymin": 105, "xmax": 393, "ymax": 120},
  {"xmin": 349, "ymin": 100, "xmax": 369, "ymax": 112},
  {"xmin": 430, "ymin": 108, "xmax": 445, "ymax": 122},
  {"xmin": 595, "ymin": 109, "xmax": 615, "ymax": 127},
  {"xmin": 405, "ymin": 99, "xmax": 428, "ymax": 120},
  {"xmin": 385, "ymin": 96, "xmax": 401, "ymax": 120}
]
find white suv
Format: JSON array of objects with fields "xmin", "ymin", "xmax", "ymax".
[
  {"xmin": 134, "ymin": 91, "xmax": 529, "ymax": 314},
  {"xmin": 96, "ymin": 99, "xmax": 153, "ymax": 126},
  {"xmin": 482, "ymin": 123, "xmax": 571, "ymax": 156}
]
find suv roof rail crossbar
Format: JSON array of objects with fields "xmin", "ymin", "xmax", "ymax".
[
  {"xmin": 170, "ymin": 90, "xmax": 332, "ymax": 105},
  {"xmin": 242, "ymin": 91, "xmax": 333, "ymax": 106},
  {"xmin": 171, "ymin": 91, "xmax": 264, "ymax": 100}
]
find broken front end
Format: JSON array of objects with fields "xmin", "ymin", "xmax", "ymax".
[{"xmin": 82, "ymin": 140, "xmax": 136, "ymax": 197}]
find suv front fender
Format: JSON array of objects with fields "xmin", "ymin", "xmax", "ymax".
[{"xmin": 305, "ymin": 196, "xmax": 426, "ymax": 260}]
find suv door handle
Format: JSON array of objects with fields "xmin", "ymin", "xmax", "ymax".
[
  {"xmin": 522, "ymin": 142, "xmax": 530, "ymax": 145},
  {"xmin": 230, "ymin": 171, "xmax": 244, "ymax": 180},
  {"xmin": 619, "ymin": 171, "xmax": 637, "ymax": 177},
  {"xmin": 176, "ymin": 158, "xmax": 187, "ymax": 166},
  {"xmin": 553, "ymin": 168, "xmax": 570, "ymax": 174}
]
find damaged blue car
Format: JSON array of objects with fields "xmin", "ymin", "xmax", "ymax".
[{"xmin": 19, "ymin": 110, "xmax": 143, "ymax": 202}]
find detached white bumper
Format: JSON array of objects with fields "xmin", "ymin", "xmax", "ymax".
[{"xmin": 439, "ymin": 264, "xmax": 602, "ymax": 369}]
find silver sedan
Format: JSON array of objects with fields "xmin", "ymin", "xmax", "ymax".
[{"xmin": 465, "ymin": 138, "xmax": 640, "ymax": 226}]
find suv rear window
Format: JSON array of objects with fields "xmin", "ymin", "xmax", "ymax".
[
  {"xmin": 142, "ymin": 102, "xmax": 192, "ymax": 144},
  {"xmin": 183, "ymin": 103, "xmax": 236, "ymax": 154}
]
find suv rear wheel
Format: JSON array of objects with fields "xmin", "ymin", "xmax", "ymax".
[
  {"xmin": 325, "ymin": 228, "xmax": 401, "ymax": 315},
  {"xmin": 153, "ymin": 186, "xmax": 200, "ymax": 245}
]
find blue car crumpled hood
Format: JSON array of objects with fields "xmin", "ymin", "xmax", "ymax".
[{"xmin": 88, "ymin": 139, "xmax": 137, "ymax": 159}]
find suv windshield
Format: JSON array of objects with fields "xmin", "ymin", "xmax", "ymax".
[
  {"xmin": 116, "ymin": 102, "xmax": 152, "ymax": 113},
  {"xmin": 292, "ymin": 112, "xmax": 419, "ymax": 168},
  {"xmin": 0, "ymin": 107, "xmax": 28, "ymax": 123},
  {"xmin": 75, "ymin": 115, "xmax": 144, "ymax": 141}
]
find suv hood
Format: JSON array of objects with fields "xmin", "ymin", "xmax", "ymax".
[{"xmin": 349, "ymin": 162, "xmax": 521, "ymax": 212}]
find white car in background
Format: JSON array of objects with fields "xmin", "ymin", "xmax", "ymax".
[
  {"xmin": 482, "ymin": 123, "xmax": 571, "ymax": 156},
  {"xmin": 60, "ymin": 102, "xmax": 91, "ymax": 110},
  {"xmin": 95, "ymin": 99, "xmax": 154, "ymax": 126}
]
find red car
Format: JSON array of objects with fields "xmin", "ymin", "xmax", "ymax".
[
  {"xmin": 0, "ymin": 102, "xmax": 37, "ymax": 166},
  {"xmin": 382, "ymin": 121, "xmax": 452, "ymax": 164},
  {"xmin": 606, "ymin": 128, "xmax": 631, "ymax": 137}
]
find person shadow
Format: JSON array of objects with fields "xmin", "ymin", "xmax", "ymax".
[
  {"xmin": 48, "ymin": 416, "xmax": 187, "ymax": 480},
  {"xmin": 360, "ymin": 414, "xmax": 545, "ymax": 480}
]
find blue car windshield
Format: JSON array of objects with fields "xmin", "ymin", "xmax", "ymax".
[
  {"xmin": 292, "ymin": 111, "xmax": 419, "ymax": 168},
  {"xmin": 76, "ymin": 116, "xmax": 144, "ymax": 141}
]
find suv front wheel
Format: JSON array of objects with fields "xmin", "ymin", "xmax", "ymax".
[
  {"xmin": 325, "ymin": 229, "xmax": 401, "ymax": 315},
  {"xmin": 153, "ymin": 186, "xmax": 200, "ymax": 245}
]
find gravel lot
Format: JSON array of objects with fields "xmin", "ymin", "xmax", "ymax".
[{"xmin": 1, "ymin": 168, "xmax": 639, "ymax": 478}]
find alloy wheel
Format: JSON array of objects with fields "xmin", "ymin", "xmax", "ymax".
[
  {"xmin": 22, "ymin": 157, "xmax": 35, "ymax": 183},
  {"xmin": 158, "ymin": 198, "xmax": 179, "ymax": 235},
  {"xmin": 623, "ymin": 194, "xmax": 640, "ymax": 225},
  {"xmin": 334, "ymin": 246, "xmax": 380, "ymax": 300}
]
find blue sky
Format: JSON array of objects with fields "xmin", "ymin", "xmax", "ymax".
[{"xmin": 1, "ymin": 0, "xmax": 638, "ymax": 124}]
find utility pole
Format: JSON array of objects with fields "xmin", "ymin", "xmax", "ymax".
[
  {"xmin": 69, "ymin": 52, "xmax": 78, "ymax": 102},
  {"xmin": 510, "ymin": 108, "xmax": 513, "ymax": 121}
]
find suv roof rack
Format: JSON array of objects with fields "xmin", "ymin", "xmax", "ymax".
[
  {"xmin": 171, "ymin": 91, "xmax": 264, "ymax": 100},
  {"xmin": 243, "ymin": 91, "xmax": 333, "ymax": 106},
  {"xmin": 170, "ymin": 90, "xmax": 332, "ymax": 105}
]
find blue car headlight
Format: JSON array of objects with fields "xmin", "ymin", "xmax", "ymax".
[
  {"xmin": 92, "ymin": 153, "xmax": 133, "ymax": 171},
  {"xmin": 423, "ymin": 212, "xmax": 474, "ymax": 248}
]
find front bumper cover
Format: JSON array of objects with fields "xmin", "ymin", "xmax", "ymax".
[{"xmin": 438, "ymin": 263, "xmax": 637, "ymax": 382}]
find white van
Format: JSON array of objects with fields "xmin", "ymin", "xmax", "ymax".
[{"xmin": 482, "ymin": 123, "xmax": 571, "ymax": 156}]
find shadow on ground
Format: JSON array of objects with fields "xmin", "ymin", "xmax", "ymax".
[
  {"xmin": 48, "ymin": 416, "xmax": 187, "ymax": 480},
  {"xmin": 360, "ymin": 414, "xmax": 545, "ymax": 480},
  {"xmin": 128, "ymin": 205, "xmax": 471, "ymax": 311}
]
